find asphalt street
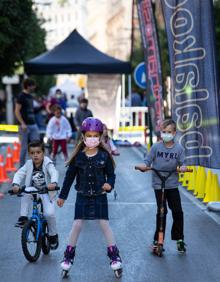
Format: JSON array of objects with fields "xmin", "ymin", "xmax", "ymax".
[{"xmin": 0, "ymin": 147, "xmax": 220, "ymax": 282}]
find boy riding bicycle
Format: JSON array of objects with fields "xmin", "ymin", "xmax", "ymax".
[{"xmin": 12, "ymin": 140, "xmax": 59, "ymax": 249}]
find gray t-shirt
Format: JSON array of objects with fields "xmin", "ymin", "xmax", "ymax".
[{"xmin": 144, "ymin": 141, "xmax": 185, "ymax": 190}]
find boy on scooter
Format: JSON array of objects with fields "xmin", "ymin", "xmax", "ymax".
[{"xmin": 136, "ymin": 119, "xmax": 187, "ymax": 254}]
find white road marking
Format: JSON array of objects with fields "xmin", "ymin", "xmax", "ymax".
[{"xmin": 64, "ymin": 201, "xmax": 191, "ymax": 206}]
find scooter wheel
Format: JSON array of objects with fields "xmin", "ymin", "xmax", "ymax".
[{"xmin": 114, "ymin": 268, "xmax": 123, "ymax": 279}]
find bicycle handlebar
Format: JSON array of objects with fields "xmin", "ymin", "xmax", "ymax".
[{"xmin": 8, "ymin": 186, "xmax": 60, "ymax": 196}]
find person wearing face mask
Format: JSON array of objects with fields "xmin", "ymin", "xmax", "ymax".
[
  {"xmin": 135, "ymin": 119, "xmax": 187, "ymax": 254},
  {"xmin": 57, "ymin": 117, "xmax": 122, "ymax": 277},
  {"xmin": 74, "ymin": 98, "xmax": 93, "ymax": 143}
]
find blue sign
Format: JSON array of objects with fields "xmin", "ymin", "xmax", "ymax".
[{"xmin": 133, "ymin": 62, "xmax": 146, "ymax": 89}]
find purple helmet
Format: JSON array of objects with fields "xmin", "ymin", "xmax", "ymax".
[{"xmin": 81, "ymin": 117, "xmax": 103, "ymax": 133}]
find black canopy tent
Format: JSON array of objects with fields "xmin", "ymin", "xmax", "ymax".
[{"xmin": 25, "ymin": 29, "xmax": 131, "ymax": 75}]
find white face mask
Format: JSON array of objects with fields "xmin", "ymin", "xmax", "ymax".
[
  {"xmin": 161, "ymin": 132, "xmax": 174, "ymax": 143},
  {"xmin": 84, "ymin": 137, "xmax": 100, "ymax": 149}
]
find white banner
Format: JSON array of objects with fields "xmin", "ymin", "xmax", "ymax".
[{"xmin": 87, "ymin": 74, "xmax": 121, "ymax": 131}]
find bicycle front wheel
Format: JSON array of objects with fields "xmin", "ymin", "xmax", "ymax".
[
  {"xmin": 41, "ymin": 221, "xmax": 50, "ymax": 255},
  {"xmin": 21, "ymin": 220, "xmax": 42, "ymax": 262}
]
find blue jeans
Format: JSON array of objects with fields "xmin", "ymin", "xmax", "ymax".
[{"xmin": 19, "ymin": 124, "xmax": 40, "ymax": 166}]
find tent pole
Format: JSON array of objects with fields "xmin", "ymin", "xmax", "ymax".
[
  {"xmin": 128, "ymin": 74, "xmax": 131, "ymax": 107},
  {"xmin": 122, "ymin": 74, "xmax": 125, "ymax": 108},
  {"xmin": 122, "ymin": 74, "xmax": 126, "ymax": 128},
  {"xmin": 6, "ymin": 84, "xmax": 14, "ymax": 124},
  {"xmin": 128, "ymin": 74, "xmax": 132, "ymax": 126}
]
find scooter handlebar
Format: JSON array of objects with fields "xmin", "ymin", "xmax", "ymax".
[
  {"xmin": 134, "ymin": 165, "xmax": 151, "ymax": 172},
  {"xmin": 135, "ymin": 165, "xmax": 193, "ymax": 173},
  {"xmin": 176, "ymin": 168, "xmax": 193, "ymax": 173}
]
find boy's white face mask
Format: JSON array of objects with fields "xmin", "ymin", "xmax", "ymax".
[{"xmin": 161, "ymin": 132, "xmax": 174, "ymax": 143}]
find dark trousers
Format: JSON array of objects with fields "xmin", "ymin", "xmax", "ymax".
[
  {"xmin": 154, "ymin": 188, "xmax": 184, "ymax": 241},
  {"xmin": 52, "ymin": 139, "xmax": 68, "ymax": 160}
]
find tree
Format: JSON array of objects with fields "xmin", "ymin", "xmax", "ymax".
[
  {"xmin": 0, "ymin": 0, "xmax": 46, "ymax": 76},
  {"xmin": 32, "ymin": 75, "xmax": 56, "ymax": 97},
  {"xmin": 130, "ymin": 34, "xmax": 144, "ymax": 93},
  {"xmin": 0, "ymin": 1, "xmax": 55, "ymax": 97}
]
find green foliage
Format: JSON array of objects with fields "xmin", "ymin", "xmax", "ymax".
[
  {"xmin": 0, "ymin": 0, "xmax": 46, "ymax": 76},
  {"xmin": 130, "ymin": 37, "xmax": 144, "ymax": 93},
  {"xmin": 157, "ymin": 28, "xmax": 170, "ymax": 83},
  {"xmin": 0, "ymin": 0, "xmax": 55, "ymax": 97},
  {"xmin": 32, "ymin": 75, "xmax": 56, "ymax": 97}
]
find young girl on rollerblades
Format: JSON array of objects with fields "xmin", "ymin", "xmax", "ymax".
[
  {"xmin": 135, "ymin": 119, "xmax": 187, "ymax": 254},
  {"xmin": 57, "ymin": 117, "xmax": 122, "ymax": 277}
]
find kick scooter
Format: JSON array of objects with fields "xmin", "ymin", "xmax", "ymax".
[{"xmin": 135, "ymin": 165, "xmax": 192, "ymax": 257}]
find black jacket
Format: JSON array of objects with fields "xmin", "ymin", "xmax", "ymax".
[{"xmin": 59, "ymin": 149, "xmax": 115, "ymax": 199}]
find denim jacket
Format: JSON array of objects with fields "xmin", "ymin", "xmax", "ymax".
[{"xmin": 59, "ymin": 149, "xmax": 116, "ymax": 199}]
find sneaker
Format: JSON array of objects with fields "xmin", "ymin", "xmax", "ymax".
[
  {"xmin": 152, "ymin": 240, "xmax": 158, "ymax": 249},
  {"xmin": 49, "ymin": 234, "xmax": 59, "ymax": 250},
  {"xmin": 15, "ymin": 216, "xmax": 28, "ymax": 227},
  {"xmin": 152, "ymin": 240, "xmax": 165, "ymax": 253},
  {"xmin": 177, "ymin": 239, "xmax": 186, "ymax": 253},
  {"xmin": 61, "ymin": 245, "xmax": 76, "ymax": 271}
]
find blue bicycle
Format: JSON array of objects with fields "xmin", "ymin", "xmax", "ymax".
[{"xmin": 9, "ymin": 186, "xmax": 59, "ymax": 262}]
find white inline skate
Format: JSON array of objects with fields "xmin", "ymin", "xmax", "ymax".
[
  {"xmin": 61, "ymin": 245, "xmax": 75, "ymax": 278},
  {"xmin": 107, "ymin": 245, "xmax": 123, "ymax": 278}
]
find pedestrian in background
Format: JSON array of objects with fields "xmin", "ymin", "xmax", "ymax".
[
  {"xmin": 57, "ymin": 117, "xmax": 122, "ymax": 275},
  {"xmin": 46, "ymin": 104, "xmax": 72, "ymax": 162},
  {"xmin": 102, "ymin": 124, "xmax": 120, "ymax": 156},
  {"xmin": 55, "ymin": 89, "xmax": 67, "ymax": 113},
  {"xmin": 68, "ymin": 112, "xmax": 78, "ymax": 144},
  {"xmin": 131, "ymin": 88, "xmax": 142, "ymax": 107},
  {"xmin": 33, "ymin": 96, "xmax": 46, "ymax": 130},
  {"xmin": 15, "ymin": 78, "xmax": 40, "ymax": 167},
  {"xmin": 46, "ymin": 88, "xmax": 65, "ymax": 120},
  {"xmin": 75, "ymin": 98, "xmax": 93, "ymax": 142}
]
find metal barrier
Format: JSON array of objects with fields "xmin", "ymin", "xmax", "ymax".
[{"xmin": 116, "ymin": 107, "xmax": 149, "ymax": 144}]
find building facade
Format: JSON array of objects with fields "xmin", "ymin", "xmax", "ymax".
[{"xmin": 33, "ymin": 0, "xmax": 86, "ymax": 49}]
